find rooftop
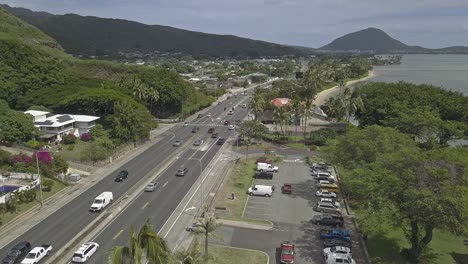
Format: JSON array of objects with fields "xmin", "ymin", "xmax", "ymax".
[{"xmin": 24, "ymin": 110, "xmax": 50, "ymax": 117}]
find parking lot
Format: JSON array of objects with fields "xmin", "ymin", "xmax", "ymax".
[{"xmin": 219, "ymin": 160, "xmax": 367, "ymax": 264}]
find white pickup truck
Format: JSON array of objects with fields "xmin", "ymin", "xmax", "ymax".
[{"xmin": 21, "ymin": 245, "xmax": 52, "ymax": 264}]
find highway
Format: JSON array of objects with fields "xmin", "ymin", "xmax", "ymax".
[{"xmin": 0, "ymin": 91, "xmax": 251, "ymax": 262}]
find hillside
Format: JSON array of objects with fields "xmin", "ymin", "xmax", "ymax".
[
  {"xmin": 0, "ymin": 7, "xmax": 212, "ymax": 122},
  {"xmin": 1, "ymin": 4, "xmax": 306, "ymax": 58},
  {"xmin": 320, "ymin": 27, "xmax": 427, "ymax": 52}
]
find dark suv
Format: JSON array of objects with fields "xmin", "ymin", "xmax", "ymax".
[
  {"xmin": 217, "ymin": 138, "xmax": 226, "ymax": 145},
  {"xmin": 115, "ymin": 170, "xmax": 129, "ymax": 182},
  {"xmin": 2, "ymin": 241, "xmax": 31, "ymax": 264}
]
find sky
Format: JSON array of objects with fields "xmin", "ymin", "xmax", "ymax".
[{"xmin": 2, "ymin": 0, "xmax": 468, "ymax": 48}]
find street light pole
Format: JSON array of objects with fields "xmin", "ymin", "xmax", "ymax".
[{"xmin": 35, "ymin": 151, "xmax": 45, "ymax": 207}]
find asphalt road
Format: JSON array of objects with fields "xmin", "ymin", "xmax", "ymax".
[{"xmin": 0, "ymin": 92, "xmax": 251, "ymax": 262}]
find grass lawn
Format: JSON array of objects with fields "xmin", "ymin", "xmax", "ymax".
[
  {"xmin": 57, "ymin": 140, "xmax": 90, "ymax": 161},
  {"xmin": 208, "ymin": 244, "xmax": 268, "ymax": 264},
  {"xmin": 214, "ymin": 158, "xmax": 271, "ymax": 225},
  {"xmin": 285, "ymin": 142, "xmax": 309, "ymax": 150},
  {"xmin": 359, "ymin": 213, "xmax": 468, "ymax": 264},
  {"xmin": 1, "ymin": 179, "xmax": 67, "ymax": 225}
]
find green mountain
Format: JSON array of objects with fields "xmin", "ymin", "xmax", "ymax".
[
  {"xmin": 319, "ymin": 27, "xmax": 429, "ymax": 52},
  {"xmin": 1, "ymin": 4, "xmax": 306, "ymax": 58}
]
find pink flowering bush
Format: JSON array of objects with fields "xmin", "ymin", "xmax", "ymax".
[{"xmin": 80, "ymin": 132, "xmax": 92, "ymax": 142}]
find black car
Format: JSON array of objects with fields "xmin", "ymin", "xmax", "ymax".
[
  {"xmin": 192, "ymin": 126, "xmax": 199, "ymax": 133},
  {"xmin": 254, "ymin": 171, "xmax": 273, "ymax": 179},
  {"xmin": 323, "ymin": 238, "xmax": 352, "ymax": 249},
  {"xmin": 2, "ymin": 241, "xmax": 31, "ymax": 264},
  {"xmin": 115, "ymin": 170, "xmax": 129, "ymax": 182},
  {"xmin": 217, "ymin": 138, "xmax": 226, "ymax": 145}
]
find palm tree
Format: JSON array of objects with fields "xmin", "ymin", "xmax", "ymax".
[
  {"xmin": 249, "ymin": 90, "xmax": 265, "ymax": 121},
  {"xmin": 342, "ymin": 87, "xmax": 363, "ymax": 123},
  {"xmin": 273, "ymin": 106, "xmax": 289, "ymax": 136},
  {"xmin": 147, "ymin": 88, "xmax": 159, "ymax": 115},
  {"xmin": 108, "ymin": 220, "xmax": 171, "ymax": 264},
  {"xmin": 323, "ymin": 96, "xmax": 345, "ymax": 122},
  {"xmin": 174, "ymin": 238, "xmax": 205, "ymax": 264},
  {"xmin": 190, "ymin": 213, "xmax": 221, "ymax": 259},
  {"xmin": 301, "ymin": 99, "xmax": 315, "ymax": 136},
  {"xmin": 290, "ymin": 98, "xmax": 303, "ymax": 142}
]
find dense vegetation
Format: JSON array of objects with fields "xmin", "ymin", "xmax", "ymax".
[
  {"xmin": 1, "ymin": 4, "xmax": 306, "ymax": 58},
  {"xmin": 0, "ymin": 8, "xmax": 212, "ymax": 145}
]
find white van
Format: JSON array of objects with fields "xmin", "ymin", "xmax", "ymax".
[
  {"xmin": 248, "ymin": 185, "xmax": 274, "ymax": 197},
  {"xmin": 257, "ymin": 162, "xmax": 279, "ymax": 173},
  {"xmin": 89, "ymin": 192, "xmax": 113, "ymax": 212}
]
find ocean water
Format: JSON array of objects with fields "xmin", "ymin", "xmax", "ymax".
[{"xmin": 370, "ymin": 54, "xmax": 468, "ymax": 95}]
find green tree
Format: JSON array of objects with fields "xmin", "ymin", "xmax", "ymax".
[
  {"xmin": 0, "ymin": 100, "xmax": 40, "ymax": 143},
  {"xmin": 42, "ymin": 178, "xmax": 54, "ymax": 192},
  {"xmin": 108, "ymin": 220, "xmax": 171, "ymax": 264},
  {"xmin": 273, "ymin": 106, "xmax": 290, "ymax": 135},
  {"xmin": 111, "ymin": 101, "xmax": 154, "ymax": 145},
  {"xmin": 238, "ymin": 121, "xmax": 268, "ymax": 159},
  {"xmin": 81, "ymin": 137, "xmax": 114, "ymax": 164},
  {"xmin": 190, "ymin": 213, "xmax": 221, "ymax": 260},
  {"xmin": 90, "ymin": 124, "xmax": 109, "ymax": 139},
  {"xmin": 323, "ymin": 126, "xmax": 468, "ymax": 262},
  {"xmin": 248, "ymin": 90, "xmax": 266, "ymax": 121},
  {"xmin": 174, "ymin": 238, "xmax": 204, "ymax": 264}
]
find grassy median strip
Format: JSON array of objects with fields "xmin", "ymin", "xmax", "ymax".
[
  {"xmin": 208, "ymin": 244, "xmax": 268, "ymax": 264},
  {"xmin": 214, "ymin": 158, "xmax": 270, "ymax": 225}
]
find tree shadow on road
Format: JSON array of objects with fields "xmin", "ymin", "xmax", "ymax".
[{"xmin": 294, "ymin": 219, "xmax": 325, "ymax": 263}]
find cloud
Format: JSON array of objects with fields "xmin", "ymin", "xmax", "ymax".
[{"xmin": 2, "ymin": 0, "xmax": 468, "ymax": 48}]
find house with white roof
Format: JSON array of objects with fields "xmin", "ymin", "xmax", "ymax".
[{"xmin": 24, "ymin": 111, "xmax": 100, "ymax": 142}]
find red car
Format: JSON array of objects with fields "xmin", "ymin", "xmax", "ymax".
[
  {"xmin": 208, "ymin": 128, "xmax": 215, "ymax": 133},
  {"xmin": 223, "ymin": 120, "xmax": 230, "ymax": 125},
  {"xmin": 282, "ymin": 183, "xmax": 292, "ymax": 194},
  {"xmin": 280, "ymin": 242, "xmax": 295, "ymax": 263}
]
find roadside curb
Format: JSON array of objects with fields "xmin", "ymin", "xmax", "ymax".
[{"xmin": 218, "ymin": 219, "xmax": 272, "ymax": 231}]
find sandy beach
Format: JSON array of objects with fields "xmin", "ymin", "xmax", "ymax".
[{"xmin": 313, "ymin": 70, "xmax": 376, "ymax": 106}]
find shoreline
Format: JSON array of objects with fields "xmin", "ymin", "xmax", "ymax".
[{"xmin": 314, "ymin": 70, "xmax": 376, "ymax": 106}]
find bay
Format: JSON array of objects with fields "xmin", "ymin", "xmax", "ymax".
[{"xmin": 370, "ymin": 54, "xmax": 468, "ymax": 96}]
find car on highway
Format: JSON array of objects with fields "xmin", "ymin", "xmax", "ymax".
[
  {"xmin": 316, "ymin": 190, "xmax": 337, "ymax": 198},
  {"xmin": 228, "ymin": 125, "xmax": 235, "ymax": 130},
  {"xmin": 144, "ymin": 182, "xmax": 159, "ymax": 192},
  {"xmin": 176, "ymin": 167, "xmax": 188, "ymax": 176},
  {"xmin": 72, "ymin": 242, "xmax": 99, "ymax": 263},
  {"xmin": 279, "ymin": 242, "xmax": 295, "ymax": 264},
  {"xmin": 173, "ymin": 140, "xmax": 183, "ymax": 147},
  {"xmin": 207, "ymin": 128, "xmax": 215, "ymax": 133},
  {"xmin": 323, "ymin": 246, "xmax": 352, "ymax": 257},
  {"xmin": 211, "ymin": 133, "xmax": 218, "ymax": 138},
  {"xmin": 193, "ymin": 139, "xmax": 204, "ymax": 146},
  {"xmin": 197, "ymin": 114, "xmax": 203, "ymax": 118},
  {"xmin": 2, "ymin": 241, "xmax": 31, "ymax": 264},
  {"xmin": 227, "ymin": 110, "xmax": 234, "ymax": 115},
  {"xmin": 192, "ymin": 126, "xmax": 199, "ymax": 133},
  {"xmin": 21, "ymin": 245, "xmax": 52, "ymax": 264},
  {"xmin": 207, "ymin": 113, "xmax": 212, "ymax": 117},
  {"xmin": 242, "ymin": 104, "xmax": 247, "ymax": 108},
  {"xmin": 115, "ymin": 170, "xmax": 128, "ymax": 182},
  {"xmin": 185, "ymin": 222, "xmax": 204, "ymax": 232},
  {"xmin": 183, "ymin": 122, "xmax": 189, "ymax": 127},
  {"xmin": 223, "ymin": 120, "xmax": 230, "ymax": 125},
  {"xmin": 217, "ymin": 138, "xmax": 226, "ymax": 145}
]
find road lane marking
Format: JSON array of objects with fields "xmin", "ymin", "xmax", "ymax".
[
  {"xmin": 113, "ymin": 229, "xmax": 123, "ymax": 240},
  {"xmin": 162, "ymin": 181, "xmax": 168, "ymax": 188},
  {"xmin": 141, "ymin": 202, "xmax": 149, "ymax": 210}
]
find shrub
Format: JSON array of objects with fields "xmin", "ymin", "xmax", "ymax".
[
  {"xmin": 80, "ymin": 132, "xmax": 92, "ymax": 141},
  {"xmin": 308, "ymin": 128, "xmax": 337, "ymax": 146},
  {"xmin": 25, "ymin": 139, "xmax": 45, "ymax": 150},
  {"xmin": 66, "ymin": 145, "xmax": 74, "ymax": 151},
  {"xmin": 42, "ymin": 178, "xmax": 54, "ymax": 192},
  {"xmin": 63, "ymin": 134, "xmax": 77, "ymax": 145}
]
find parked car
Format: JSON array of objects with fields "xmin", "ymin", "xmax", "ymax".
[
  {"xmin": 316, "ymin": 190, "xmax": 337, "ymax": 198},
  {"xmin": 319, "ymin": 228, "xmax": 351, "ymax": 241},
  {"xmin": 312, "ymin": 214, "xmax": 344, "ymax": 227},
  {"xmin": 279, "ymin": 242, "xmax": 295, "ymax": 264},
  {"xmin": 193, "ymin": 139, "xmax": 203, "ymax": 146},
  {"xmin": 72, "ymin": 242, "xmax": 99, "ymax": 263},
  {"xmin": 176, "ymin": 167, "xmax": 188, "ymax": 176},
  {"xmin": 211, "ymin": 133, "xmax": 218, "ymax": 138},
  {"xmin": 192, "ymin": 126, "xmax": 199, "ymax": 133},
  {"xmin": 320, "ymin": 198, "xmax": 341, "ymax": 208},
  {"xmin": 217, "ymin": 138, "xmax": 226, "ymax": 145},
  {"xmin": 21, "ymin": 245, "xmax": 52, "ymax": 264},
  {"xmin": 315, "ymin": 202, "xmax": 341, "ymax": 215},
  {"xmin": 2, "ymin": 241, "xmax": 32, "ymax": 264},
  {"xmin": 317, "ymin": 180, "xmax": 332, "ymax": 188},
  {"xmin": 115, "ymin": 170, "xmax": 128, "ymax": 182},
  {"xmin": 282, "ymin": 183, "xmax": 292, "ymax": 194},
  {"xmin": 228, "ymin": 125, "xmax": 235, "ymax": 130},
  {"xmin": 247, "ymin": 185, "xmax": 274, "ymax": 197},
  {"xmin": 325, "ymin": 253, "xmax": 355, "ymax": 264},
  {"xmin": 323, "ymin": 246, "xmax": 352, "ymax": 257},
  {"xmin": 257, "ymin": 163, "xmax": 278, "ymax": 173},
  {"xmin": 144, "ymin": 182, "xmax": 159, "ymax": 192},
  {"xmin": 186, "ymin": 222, "xmax": 204, "ymax": 232},
  {"xmin": 183, "ymin": 122, "xmax": 189, "ymax": 127},
  {"xmin": 254, "ymin": 171, "xmax": 273, "ymax": 180},
  {"xmin": 208, "ymin": 128, "xmax": 215, "ymax": 133}
]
